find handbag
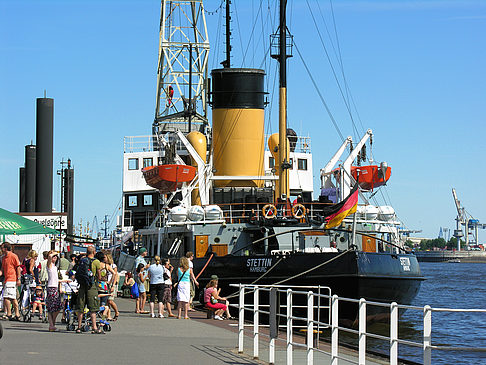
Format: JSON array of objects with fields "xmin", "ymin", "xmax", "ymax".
[{"xmin": 130, "ymin": 282, "xmax": 139, "ymax": 299}]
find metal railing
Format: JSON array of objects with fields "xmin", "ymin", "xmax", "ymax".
[{"xmin": 231, "ymin": 284, "xmax": 486, "ymax": 365}]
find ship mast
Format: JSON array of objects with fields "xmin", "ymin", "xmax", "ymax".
[
  {"xmin": 276, "ymin": 0, "xmax": 291, "ymax": 200},
  {"xmin": 153, "ymin": 0, "xmax": 210, "ymax": 135}
]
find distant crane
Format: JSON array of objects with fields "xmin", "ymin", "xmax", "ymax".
[{"xmin": 452, "ymin": 188, "xmax": 486, "ymax": 250}]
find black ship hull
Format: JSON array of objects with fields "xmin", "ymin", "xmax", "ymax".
[{"xmin": 194, "ymin": 251, "xmax": 424, "ymax": 325}]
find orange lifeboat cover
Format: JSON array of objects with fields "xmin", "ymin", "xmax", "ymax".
[
  {"xmin": 351, "ymin": 165, "xmax": 391, "ymax": 191},
  {"xmin": 142, "ymin": 164, "xmax": 196, "ymax": 193}
]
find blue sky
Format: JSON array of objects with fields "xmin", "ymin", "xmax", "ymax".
[{"xmin": 1, "ymin": 0, "xmax": 485, "ymax": 240}]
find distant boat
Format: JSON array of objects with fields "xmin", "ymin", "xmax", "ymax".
[
  {"xmin": 142, "ymin": 164, "xmax": 196, "ymax": 193},
  {"xmin": 448, "ymin": 259, "xmax": 461, "ymax": 263}
]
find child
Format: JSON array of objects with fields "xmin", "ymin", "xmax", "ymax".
[
  {"xmin": 136, "ymin": 263, "xmax": 148, "ymax": 314},
  {"xmin": 32, "ymin": 286, "xmax": 45, "ymax": 319}
]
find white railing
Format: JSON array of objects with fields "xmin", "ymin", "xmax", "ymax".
[{"xmin": 231, "ymin": 284, "xmax": 486, "ymax": 365}]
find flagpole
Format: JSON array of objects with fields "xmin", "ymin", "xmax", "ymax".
[{"xmin": 351, "ymin": 208, "xmax": 357, "ymax": 249}]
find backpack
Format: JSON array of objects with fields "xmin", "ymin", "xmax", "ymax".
[{"xmin": 74, "ymin": 257, "xmax": 95, "ymax": 288}]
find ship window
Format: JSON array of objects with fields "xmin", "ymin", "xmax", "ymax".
[
  {"xmin": 143, "ymin": 194, "xmax": 153, "ymax": 206},
  {"xmin": 128, "ymin": 195, "xmax": 138, "ymax": 207},
  {"xmin": 269, "ymin": 157, "xmax": 275, "ymax": 169},
  {"xmin": 143, "ymin": 158, "xmax": 153, "ymax": 168},
  {"xmin": 289, "ymin": 158, "xmax": 294, "ymax": 169},
  {"xmin": 298, "ymin": 158, "xmax": 307, "ymax": 170},
  {"xmin": 128, "ymin": 158, "xmax": 139, "ymax": 170}
]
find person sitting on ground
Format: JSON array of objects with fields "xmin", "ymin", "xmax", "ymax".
[
  {"xmin": 204, "ymin": 278, "xmax": 234, "ymax": 320},
  {"xmin": 147, "ymin": 255, "xmax": 165, "ymax": 318}
]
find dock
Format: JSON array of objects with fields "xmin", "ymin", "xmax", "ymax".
[{"xmin": 0, "ymin": 297, "xmax": 404, "ymax": 365}]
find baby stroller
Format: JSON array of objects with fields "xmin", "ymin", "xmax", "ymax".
[
  {"xmin": 62, "ymin": 284, "xmax": 78, "ymax": 331},
  {"xmin": 20, "ymin": 276, "xmax": 47, "ymax": 323}
]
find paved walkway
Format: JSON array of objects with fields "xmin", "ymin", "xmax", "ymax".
[{"xmin": 0, "ymin": 298, "xmax": 257, "ymax": 365}]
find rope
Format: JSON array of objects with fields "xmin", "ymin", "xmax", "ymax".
[{"xmin": 195, "ymin": 253, "xmax": 214, "ymax": 281}]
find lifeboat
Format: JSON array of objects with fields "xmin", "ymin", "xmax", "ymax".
[
  {"xmin": 351, "ymin": 164, "xmax": 391, "ymax": 191},
  {"xmin": 142, "ymin": 164, "xmax": 196, "ymax": 193}
]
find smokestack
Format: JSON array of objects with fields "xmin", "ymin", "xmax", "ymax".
[
  {"xmin": 63, "ymin": 159, "xmax": 74, "ymax": 235},
  {"xmin": 35, "ymin": 97, "xmax": 54, "ymax": 213},
  {"xmin": 24, "ymin": 144, "xmax": 37, "ymax": 212},
  {"xmin": 19, "ymin": 167, "xmax": 25, "ymax": 212}
]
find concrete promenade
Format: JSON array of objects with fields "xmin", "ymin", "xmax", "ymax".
[
  {"xmin": 1, "ymin": 297, "xmax": 395, "ymax": 365},
  {"xmin": 0, "ymin": 298, "xmax": 257, "ymax": 365}
]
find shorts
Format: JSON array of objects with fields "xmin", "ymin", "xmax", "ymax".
[
  {"xmin": 206, "ymin": 301, "xmax": 227, "ymax": 311},
  {"xmin": 162, "ymin": 285, "xmax": 172, "ymax": 304},
  {"xmin": 149, "ymin": 283, "xmax": 164, "ymax": 303},
  {"xmin": 190, "ymin": 280, "xmax": 195, "ymax": 299},
  {"xmin": 3, "ymin": 282, "xmax": 18, "ymax": 300},
  {"xmin": 76, "ymin": 285, "xmax": 99, "ymax": 312}
]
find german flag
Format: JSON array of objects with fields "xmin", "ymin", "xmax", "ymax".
[{"xmin": 323, "ymin": 184, "xmax": 359, "ymax": 229}]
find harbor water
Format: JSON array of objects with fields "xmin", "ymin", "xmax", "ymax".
[{"xmin": 360, "ymin": 262, "xmax": 486, "ymax": 364}]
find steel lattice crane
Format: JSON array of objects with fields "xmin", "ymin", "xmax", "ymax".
[{"xmin": 452, "ymin": 188, "xmax": 485, "ymax": 250}]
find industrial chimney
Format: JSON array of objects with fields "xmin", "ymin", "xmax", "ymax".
[{"xmin": 35, "ymin": 97, "xmax": 54, "ymax": 213}]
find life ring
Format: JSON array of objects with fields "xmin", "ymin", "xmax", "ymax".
[
  {"xmin": 291, "ymin": 204, "xmax": 306, "ymax": 219},
  {"xmin": 262, "ymin": 204, "xmax": 277, "ymax": 219}
]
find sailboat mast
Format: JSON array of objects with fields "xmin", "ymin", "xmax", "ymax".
[{"xmin": 278, "ymin": 0, "xmax": 290, "ymax": 200}]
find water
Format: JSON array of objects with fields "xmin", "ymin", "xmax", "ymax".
[{"xmin": 367, "ymin": 262, "xmax": 486, "ymax": 364}]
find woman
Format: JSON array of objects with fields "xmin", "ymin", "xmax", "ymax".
[
  {"xmin": 176, "ymin": 257, "xmax": 191, "ymax": 319},
  {"xmin": 162, "ymin": 259, "xmax": 175, "ymax": 317},
  {"xmin": 204, "ymin": 279, "xmax": 233, "ymax": 320},
  {"xmin": 135, "ymin": 263, "xmax": 148, "ymax": 314},
  {"xmin": 95, "ymin": 252, "xmax": 115, "ymax": 320},
  {"xmin": 23, "ymin": 250, "xmax": 39, "ymax": 284},
  {"xmin": 105, "ymin": 253, "xmax": 120, "ymax": 321},
  {"xmin": 147, "ymin": 256, "xmax": 164, "ymax": 318},
  {"xmin": 46, "ymin": 251, "xmax": 63, "ymax": 331}
]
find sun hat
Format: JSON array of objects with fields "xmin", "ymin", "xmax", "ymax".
[
  {"xmin": 139, "ymin": 247, "xmax": 147, "ymax": 254},
  {"xmin": 211, "ymin": 274, "xmax": 218, "ymax": 280}
]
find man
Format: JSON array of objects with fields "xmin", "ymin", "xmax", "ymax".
[
  {"xmin": 67, "ymin": 254, "xmax": 77, "ymax": 271},
  {"xmin": 134, "ymin": 247, "xmax": 150, "ymax": 271},
  {"xmin": 59, "ymin": 252, "xmax": 70, "ymax": 271},
  {"xmin": 1, "ymin": 242, "xmax": 21, "ymax": 320},
  {"xmin": 75, "ymin": 246, "xmax": 103, "ymax": 334},
  {"xmin": 185, "ymin": 251, "xmax": 199, "ymax": 311}
]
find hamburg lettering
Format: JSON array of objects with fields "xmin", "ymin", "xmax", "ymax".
[{"xmin": 247, "ymin": 258, "xmax": 273, "ymax": 272}]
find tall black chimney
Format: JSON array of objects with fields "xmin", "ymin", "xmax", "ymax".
[
  {"xmin": 35, "ymin": 97, "xmax": 54, "ymax": 213},
  {"xmin": 24, "ymin": 144, "xmax": 37, "ymax": 212}
]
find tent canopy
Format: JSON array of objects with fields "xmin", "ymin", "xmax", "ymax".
[{"xmin": 0, "ymin": 208, "xmax": 59, "ymax": 235}]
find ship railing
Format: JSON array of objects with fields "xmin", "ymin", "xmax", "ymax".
[{"xmin": 230, "ymin": 283, "xmax": 486, "ymax": 365}]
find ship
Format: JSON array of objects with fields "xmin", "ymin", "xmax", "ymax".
[{"xmin": 117, "ymin": 0, "xmax": 424, "ymax": 324}]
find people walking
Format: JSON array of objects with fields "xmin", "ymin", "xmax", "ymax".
[
  {"xmin": 147, "ymin": 256, "xmax": 164, "ymax": 318},
  {"xmin": 1, "ymin": 242, "xmax": 21, "ymax": 321},
  {"xmin": 46, "ymin": 251, "xmax": 63, "ymax": 331},
  {"xmin": 105, "ymin": 253, "xmax": 119, "ymax": 321}
]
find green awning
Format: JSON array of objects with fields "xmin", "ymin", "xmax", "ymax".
[{"xmin": 0, "ymin": 208, "xmax": 59, "ymax": 235}]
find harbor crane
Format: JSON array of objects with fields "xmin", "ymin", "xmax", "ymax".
[{"xmin": 452, "ymin": 188, "xmax": 486, "ymax": 250}]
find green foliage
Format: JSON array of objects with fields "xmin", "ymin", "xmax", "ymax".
[{"xmin": 417, "ymin": 237, "xmax": 466, "ymax": 250}]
